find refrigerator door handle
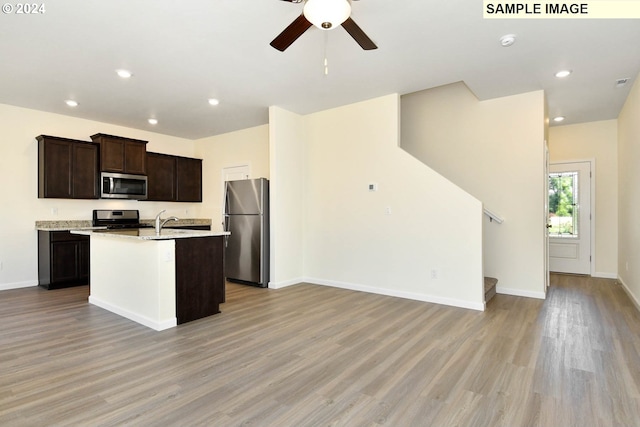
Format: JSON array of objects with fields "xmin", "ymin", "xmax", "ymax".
[
  {"xmin": 223, "ymin": 214, "xmax": 230, "ymax": 247},
  {"xmin": 222, "ymin": 181, "xmax": 230, "ymax": 248}
]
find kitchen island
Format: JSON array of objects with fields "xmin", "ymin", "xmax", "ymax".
[{"xmin": 73, "ymin": 228, "xmax": 229, "ymax": 331}]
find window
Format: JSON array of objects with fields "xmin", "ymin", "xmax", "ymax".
[{"xmin": 548, "ymin": 171, "xmax": 578, "ymax": 237}]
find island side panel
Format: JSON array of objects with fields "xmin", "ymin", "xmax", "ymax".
[
  {"xmin": 88, "ymin": 236, "xmax": 177, "ymax": 330},
  {"xmin": 175, "ymin": 236, "xmax": 224, "ymax": 324}
]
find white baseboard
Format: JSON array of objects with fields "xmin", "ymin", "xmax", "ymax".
[
  {"xmin": 496, "ymin": 286, "xmax": 546, "ymax": 300},
  {"xmin": 268, "ymin": 277, "xmax": 306, "ymax": 289},
  {"xmin": 88, "ymin": 296, "xmax": 177, "ymax": 331},
  {"xmin": 304, "ymin": 277, "xmax": 485, "ymax": 311},
  {"xmin": 618, "ymin": 276, "xmax": 640, "ymax": 313},
  {"xmin": 0, "ymin": 280, "xmax": 38, "ymax": 291},
  {"xmin": 593, "ymin": 272, "xmax": 618, "ymax": 279}
]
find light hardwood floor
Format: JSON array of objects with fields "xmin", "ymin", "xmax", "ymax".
[{"xmin": 1, "ymin": 274, "xmax": 640, "ymax": 426}]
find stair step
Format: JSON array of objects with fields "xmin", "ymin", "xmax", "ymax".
[{"xmin": 484, "ymin": 276, "xmax": 498, "ymax": 303}]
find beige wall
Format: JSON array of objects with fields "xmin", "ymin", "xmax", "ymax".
[
  {"xmin": 548, "ymin": 120, "xmax": 618, "ymax": 278},
  {"xmin": 0, "ymin": 103, "xmax": 202, "ymax": 290},
  {"xmin": 270, "ymin": 95, "xmax": 485, "ymax": 310},
  {"xmin": 195, "ymin": 125, "xmax": 270, "ymax": 231},
  {"xmin": 400, "ymin": 82, "xmax": 547, "ymax": 298},
  {"xmin": 268, "ymin": 107, "xmax": 306, "ymax": 287},
  {"xmin": 618, "ymin": 76, "xmax": 640, "ymax": 306}
]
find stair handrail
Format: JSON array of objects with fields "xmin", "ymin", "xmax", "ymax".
[{"xmin": 483, "ymin": 207, "xmax": 504, "ymax": 224}]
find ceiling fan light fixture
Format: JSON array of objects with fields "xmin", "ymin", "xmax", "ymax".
[{"xmin": 303, "ymin": 0, "xmax": 351, "ymax": 30}]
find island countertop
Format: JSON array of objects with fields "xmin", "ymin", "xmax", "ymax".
[
  {"xmin": 72, "ymin": 228, "xmax": 229, "ymax": 240},
  {"xmin": 36, "ymin": 218, "xmax": 212, "ymax": 231}
]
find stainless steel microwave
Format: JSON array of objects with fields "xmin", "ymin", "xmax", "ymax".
[{"xmin": 101, "ymin": 172, "xmax": 148, "ymax": 200}]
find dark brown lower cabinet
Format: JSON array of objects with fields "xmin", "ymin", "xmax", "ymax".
[
  {"xmin": 38, "ymin": 231, "xmax": 89, "ymax": 289},
  {"xmin": 175, "ymin": 236, "xmax": 224, "ymax": 324}
]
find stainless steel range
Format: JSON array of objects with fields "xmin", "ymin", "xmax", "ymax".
[{"xmin": 92, "ymin": 209, "xmax": 151, "ymax": 229}]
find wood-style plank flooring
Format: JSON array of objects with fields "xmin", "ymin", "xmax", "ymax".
[{"xmin": 1, "ymin": 274, "xmax": 640, "ymax": 426}]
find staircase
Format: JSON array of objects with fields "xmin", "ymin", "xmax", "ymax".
[{"xmin": 484, "ymin": 276, "xmax": 497, "ymax": 303}]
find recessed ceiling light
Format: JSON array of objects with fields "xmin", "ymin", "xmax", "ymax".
[
  {"xmin": 208, "ymin": 98, "xmax": 220, "ymax": 106},
  {"xmin": 116, "ymin": 69, "xmax": 133, "ymax": 79},
  {"xmin": 499, "ymin": 34, "xmax": 516, "ymax": 47},
  {"xmin": 555, "ymin": 70, "xmax": 572, "ymax": 78},
  {"xmin": 148, "ymin": 118, "xmax": 158, "ymax": 125},
  {"xmin": 553, "ymin": 116, "xmax": 565, "ymax": 122},
  {"xmin": 65, "ymin": 100, "xmax": 78, "ymax": 107}
]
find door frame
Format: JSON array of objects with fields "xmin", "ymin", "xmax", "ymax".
[
  {"xmin": 548, "ymin": 158, "xmax": 596, "ymax": 276},
  {"xmin": 544, "ymin": 141, "xmax": 549, "ymax": 291}
]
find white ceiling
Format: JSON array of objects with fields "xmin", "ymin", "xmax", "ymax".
[{"xmin": 1, "ymin": 0, "xmax": 639, "ymax": 140}]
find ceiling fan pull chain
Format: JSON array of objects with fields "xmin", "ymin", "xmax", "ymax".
[{"xmin": 323, "ymin": 31, "xmax": 329, "ymax": 76}]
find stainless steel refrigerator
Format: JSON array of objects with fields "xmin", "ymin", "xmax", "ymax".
[{"xmin": 223, "ymin": 178, "xmax": 269, "ymax": 287}]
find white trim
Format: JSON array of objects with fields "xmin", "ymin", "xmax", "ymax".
[
  {"xmin": 618, "ymin": 276, "xmax": 640, "ymax": 313},
  {"xmin": 0, "ymin": 280, "xmax": 38, "ymax": 291},
  {"xmin": 593, "ymin": 272, "xmax": 618, "ymax": 279},
  {"xmin": 496, "ymin": 286, "xmax": 546, "ymax": 300},
  {"xmin": 89, "ymin": 296, "xmax": 177, "ymax": 331},
  {"xmin": 268, "ymin": 277, "xmax": 305, "ymax": 289},
  {"xmin": 304, "ymin": 277, "xmax": 485, "ymax": 311}
]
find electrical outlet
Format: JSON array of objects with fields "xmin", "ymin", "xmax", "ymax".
[
  {"xmin": 431, "ymin": 269, "xmax": 438, "ymax": 279},
  {"xmin": 51, "ymin": 207, "xmax": 58, "ymax": 216},
  {"xmin": 0, "ymin": 261, "xmax": 3, "ymax": 271},
  {"xmin": 185, "ymin": 209, "xmax": 190, "ymax": 216},
  {"xmin": 385, "ymin": 206, "xmax": 392, "ymax": 215}
]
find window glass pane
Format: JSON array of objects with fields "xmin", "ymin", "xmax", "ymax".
[{"xmin": 548, "ymin": 171, "xmax": 578, "ymax": 238}]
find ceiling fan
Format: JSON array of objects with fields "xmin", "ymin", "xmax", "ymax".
[{"xmin": 270, "ymin": 0, "xmax": 378, "ymax": 52}]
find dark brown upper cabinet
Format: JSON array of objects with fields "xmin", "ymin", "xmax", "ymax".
[
  {"xmin": 176, "ymin": 156, "xmax": 202, "ymax": 202},
  {"xmin": 91, "ymin": 133, "xmax": 147, "ymax": 175},
  {"xmin": 37, "ymin": 135, "xmax": 99, "ymax": 199},
  {"xmin": 146, "ymin": 152, "xmax": 176, "ymax": 201},
  {"xmin": 146, "ymin": 152, "xmax": 202, "ymax": 202}
]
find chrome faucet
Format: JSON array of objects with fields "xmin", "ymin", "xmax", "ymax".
[{"xmin": 155, "ymin": 210, "xmax": 179, "ymax": 233}]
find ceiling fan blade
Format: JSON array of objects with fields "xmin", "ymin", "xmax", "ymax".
[
  {"xmin": 341, "ymin": 17, "xmax": 377, "ymax": 50},
  {"xmin": 279, "ymin": 0, "xmax": 303, "ymax": 2},
  {"xmin": 270, "ymin": 14, "xmax": 313, "ymax": 51}
]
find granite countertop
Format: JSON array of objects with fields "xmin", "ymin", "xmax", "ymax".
[
  {"xmin": 72, "ymin": 228, "xmax": 229, "ymax": 241},
  {"xmin": 36, "ymin": 218, "xmax": 212, "ymax": 231}
]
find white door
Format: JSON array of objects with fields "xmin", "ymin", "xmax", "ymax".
[{"xmin": 548, "ymin": 161, "xmax": 591, "ymax": 275}]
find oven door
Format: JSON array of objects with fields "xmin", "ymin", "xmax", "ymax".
[{"xmin": 101, "ymin": 172, "xmax": 147, "ymax": 200}]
